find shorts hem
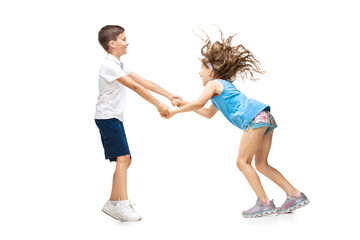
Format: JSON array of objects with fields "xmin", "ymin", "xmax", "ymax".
[
  {"xmin": 264, "ymin": 124, "xmax": 278, "ymax": 135},
  {"xmin": 106, "ymin": 153, "xmax": 132, "ymax": 162},
  {"xmin": 249, "ymin": 122, "xmax": 271, "ymax": 130}
]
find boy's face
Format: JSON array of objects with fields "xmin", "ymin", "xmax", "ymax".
[
  {"xmin": 109, "ymin": 32, "xmax": 129, "ymax": 56},
  {"xmin": 199, "ymin": 63, "xmax": 213, "ymax": 86}
]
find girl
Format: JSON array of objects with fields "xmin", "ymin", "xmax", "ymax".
[{"xmin": 166, "ymin": 29, "xmax": 309, "ymax": 218}]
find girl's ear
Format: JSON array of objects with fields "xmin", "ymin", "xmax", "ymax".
[{"xmin": 209, "ymin": 70, "xmax": 214, "ymax": 77}]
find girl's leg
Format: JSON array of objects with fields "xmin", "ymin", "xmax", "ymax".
[
  {"xmin": 110, "ymin": 155, "xmax": 132, "ymax": 201},
  {"xmin": 254, "ymin": 130, "xmax": 300, "ymax": 196},
  {"xmin": 237, "ymin": 126, "xmax": 269, "ymax": 203}
]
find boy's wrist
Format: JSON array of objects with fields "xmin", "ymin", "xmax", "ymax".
[
  {"xmin": 168, "ymin": 94, "xmax": 176, "ymax": 100},
  {"xmin": 169, "ymin": 94, "xmax": 182, "ymax": 101},
  {"xmin": 156, "ymin": 102, "xmax": 165, "ymax": 109},
  {"xmin": 154, "ymin": 99, "xmax": 165, "ymax": 109}
]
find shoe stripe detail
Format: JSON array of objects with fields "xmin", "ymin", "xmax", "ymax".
[{"xmin": 242, "ymin": 208, "xmax": 278, "ymax": 217}]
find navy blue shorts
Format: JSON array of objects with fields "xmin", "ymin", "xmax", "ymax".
[{"xmin": 95, "ymin": 118, "xmax": 131, "ymax": 162}]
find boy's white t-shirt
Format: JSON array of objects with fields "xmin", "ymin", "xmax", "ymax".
[{"xmin": 94, "ymin": 54, "xmax": 132, "ymax": 122}]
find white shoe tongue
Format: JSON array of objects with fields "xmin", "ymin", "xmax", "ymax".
[{"xmin": 118, "ymin": 200, "xmax": 130, "ymax": 206}]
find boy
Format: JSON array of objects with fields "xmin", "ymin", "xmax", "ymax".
[{"xmin": 95, "ymin": 25, "xmax": 181, "ymax": 222}]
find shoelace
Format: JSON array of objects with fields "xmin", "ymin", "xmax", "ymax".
[{"xmin": 128, "ymin": 201, "xmax": 136, "ymax": 210}]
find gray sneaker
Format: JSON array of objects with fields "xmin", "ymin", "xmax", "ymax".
[
  {"xmin": 242, "ymin": 199, "xmax": 277, "ymax": 218},
  {"xmin": 277, "ymin": 192, "xmax": 310, "ymax": 214}
]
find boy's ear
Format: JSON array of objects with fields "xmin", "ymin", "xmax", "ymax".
[{"xmin": 108, "ymin": 40, "xmax": 115, "ymax": 49}]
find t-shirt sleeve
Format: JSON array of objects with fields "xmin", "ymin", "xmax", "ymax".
[{"xmin": 99, "ymin": 61, "xmax": 126, "ymax": 82}]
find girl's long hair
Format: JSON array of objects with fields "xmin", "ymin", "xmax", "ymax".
[{"xmin": 197, "ymin": 27, "xmax": 264, "ymax": 82}]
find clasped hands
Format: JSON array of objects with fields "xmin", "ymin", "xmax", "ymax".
[{"xmin": 157, "ymin": 95, "xmax": 185, "ymax": 119}]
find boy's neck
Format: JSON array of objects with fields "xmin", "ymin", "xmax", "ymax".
[{"xmin": 108, "ymin": 51, "xmax": 121, "ymax": 60}]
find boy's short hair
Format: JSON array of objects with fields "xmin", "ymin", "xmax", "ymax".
[{"xmin": 98, "ymin": 25, "xmax": 125, "ymax": 52}]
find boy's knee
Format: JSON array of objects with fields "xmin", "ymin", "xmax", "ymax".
[{"xmin": 116, "ymin": 155, "xmax": 131, "ymax": 165}]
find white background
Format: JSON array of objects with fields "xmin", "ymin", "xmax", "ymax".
[{"xmin": 1, "ymin": 0, "xmax": 359, "ymax": 239}]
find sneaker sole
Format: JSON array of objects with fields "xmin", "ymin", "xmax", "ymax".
[
  {"xmin": 242, "ymin": 208, "xmax": 278, "ymax": 218},
  {"xmin": 278, "ymin": 199, "xmax": 310, "ymax": 214},
  {"xmin": 101, "ymin": 209, "xmax": 141, "ymax": 222}
]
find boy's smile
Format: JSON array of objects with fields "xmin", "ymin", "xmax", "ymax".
[{"xmin": 109, "ymin": 32, "xmax": 129, "ymax": 58}]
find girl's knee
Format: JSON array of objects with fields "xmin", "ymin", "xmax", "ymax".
[
  {"xmin": 255, "ymin": 162, "xmax": 265, "ymax": 173},
  {"xmin": 236, "ymin": 158, "xmax": 251, "ymax": 172},
  {"xmin": 255, "ymin": 161, "xmax": 268, "ymax": 173}
]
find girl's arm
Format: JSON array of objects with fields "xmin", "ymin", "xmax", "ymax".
[
  {"xmin": 167, "ymin": 81, "xmax": 218, "ymax": 118},
  {"xmin": 177, "ymin": 100, "xmax": 218, "ymax": 119},
  {"xmin": 128, "ymin": 72, "xmax": 180, "ymax": 101},
  {"xmin": 195, "ymin": 104, "xmax": 218, "ymax": 119}
]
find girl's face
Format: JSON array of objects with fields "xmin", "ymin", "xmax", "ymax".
[{"xmin": 199, "ymin": 63, "xmax": 213, "ymax": 86}]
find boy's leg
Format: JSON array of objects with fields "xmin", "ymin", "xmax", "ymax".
[
  {"xmin": 103, "ymin": 155, "xmax": 141, "ymax": 221},
  {"xmin": 237, "ymin": 126, "xmax": 269, "ymax": 203},
  {"xmin": 110, "ymin": 155, "xmax": 131, "ymax": 201},
  {"xmin": 254, "ymin": 130, "xmax": 300, "ymax": 196}
]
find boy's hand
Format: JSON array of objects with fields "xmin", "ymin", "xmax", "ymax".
[
  {"xmin": 172, "ymin": 99, "xmax": 188, "ymax": 107},
  {"xmin": 171, "ymin": 99, "xmax": 183, "ymax": 107},
  {"xmin": 169, "ymin": 95, "xmax": 182, "ymax": 107},
  {"xmin": 162, "ymin": 109, "xmax": 175, "ymax": 119},
  {"xmin": 157, "ymin": 103, "xmax": 170, "ymax": 118}
]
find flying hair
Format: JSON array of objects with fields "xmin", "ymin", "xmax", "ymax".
[{"xmin": 193, "ymin": 26, "xmax": 264, "ymax": 82}]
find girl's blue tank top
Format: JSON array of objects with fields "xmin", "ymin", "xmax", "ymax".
[{"xmin": 210, "ymin": 79, "xmax": 270, "ymax": 130}]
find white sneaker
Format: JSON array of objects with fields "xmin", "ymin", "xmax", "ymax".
[{"xmin": 102, "ymin": 200, "xmax": 142, "ymax": 222}]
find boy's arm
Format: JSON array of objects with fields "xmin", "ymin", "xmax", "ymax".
[
  {"xmin": 117, "ymin": 75, "xmax": 169, "ymax": 116},
  {"xmin": 128, "ymin": 72, "xmax": 180, "ymax": 101}
]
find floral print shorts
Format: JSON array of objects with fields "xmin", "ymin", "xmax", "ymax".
[{"xmin": 244, "ymin": 110, "xmax": 278, "ymax": 135}]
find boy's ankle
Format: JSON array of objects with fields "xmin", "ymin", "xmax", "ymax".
[{"xmin": 108, "ymin": 199, "xmax": 130, "ymax": 206}]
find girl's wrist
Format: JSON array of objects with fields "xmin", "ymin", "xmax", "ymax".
[{"xmin": 172, "ymin": 108, "xmax": 180, "ymax": 115}]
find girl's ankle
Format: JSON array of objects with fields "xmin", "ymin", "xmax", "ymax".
[
  {"xmin": 288, "ymin": 191, "xmax": 301, "ymax": 197},
  {"xmin": 259, "ymin": 199, "xmax": 270, "ymax": 205}
]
